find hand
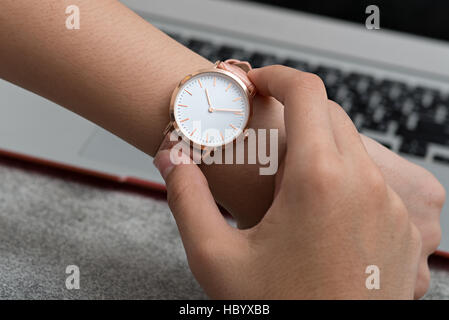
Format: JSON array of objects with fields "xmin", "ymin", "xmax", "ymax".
[
  {"xmin": 324, "ymin": 101, "xmax": 445, "ymax": 298},
  {"xmin": 154, "ymin": 66, "xmax": 422, "ymax": 299},
  {"xmin": 359, "ymin": 133, "xmax": 444, "ymax": 298},
  {"xmin": 242, "ymin": 69, "xmax": 445, "ymax": 299}
]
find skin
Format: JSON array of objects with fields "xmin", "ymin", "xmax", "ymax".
[
  {"xmin": 154, "ymin": 66, "xmax": 422, "ymax": 299},
  {"xmin": 0, "ymin": 0, "xmax": 445, "ymax": 298}
]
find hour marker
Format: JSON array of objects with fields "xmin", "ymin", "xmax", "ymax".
[
  {"xmin": 178, "ymin": 104, "xmax": 189, "ymax": 107},
  {"xmin": 198, "ymin": 79, "xmax": 203, "ymax": 88},
  {"xmin": 190, "ymin": 128, "xmax": 197, "ymax": 136},
  {"xmin": 225, "ymin": 83, "xmax": 231, "ymax": 92},
  {"xmin": 213, "ymin": 77, "xmax": 216, "ymax": 87},
  {"xmin": 206, "ymin": 133, "xmax": 209, "ymax": 143},
  {"xmin": 184, "ymin": 89, "xmax": 192, "ymax": 96},
  {"xmin": 233, "ymin": 97, "xmax": 242, "ymax": 102},
  {"xmin": 234, "ymin": 112, "xmax": 244, "ymax": 116},
  {"xmin": 230, "ymin": 124, "xmax": 237, "ymax": 130},
  {"xmin": 220, "ymin": 132, "xmax": 225, "ymax": 142},
  {"xmin": 180, "ymin": 118, "xmax": 189, "ymax": 123}
]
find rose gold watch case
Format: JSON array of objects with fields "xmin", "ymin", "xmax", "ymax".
[{"xmin": 167, "ymin": 62, "xmax": 254, "ymax": 152}]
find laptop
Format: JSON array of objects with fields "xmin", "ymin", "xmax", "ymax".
[{"xmin": 1, "ymin": 0, "xmax": 449, "ymax": 255}]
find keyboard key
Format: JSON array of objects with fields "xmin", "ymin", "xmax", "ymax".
[
  {"xmin": 333, "ymin": 85, "xmax": 354, "ymax": 104},
  {"xmin": 283, "ymin": 58, "xmax": 309, "ymax": 72},
  {"xmin": 434, "ymin": 155, "xmax": 449, "ymax": 165},
  {"xmin": 315, "ymin": 65, "xmax": 343, "ymax": 88},
  {"xmin": 400, "ymin": 139, "xmax": 428, "ymax": 157},
  {"xmin": 216, "ymin": 45, "xmax": 251, "ymax": 61},
  {"xmin": 186, "ymin": 39, "xmax": 206, "ymax": 52},
  {"xmin": 166, "ymin": 32, "xmax": 189, "ymax": 46},
  {"xmin": 400, "ymin": 98, "xmax": 416, "ymax": 116},
  {"xmin": 345, "ymin": 73, "xmax": 375, "ymax": 96},
  {"xmin": 398, "ymin": 119, "xmax": 449, "ymax": 146},
  {"xmin": 435, "ymin": 104, "xmax": 449, "ymax": 124},
  {"xmin": 362, "ymin": 119, "xmax": 388, "ymax": 133},
  {"xmin": 379, "ymin": 80, "xmax": 408, "ymax": 101},
  {"xmin": 249, "ymin": 52, "xmax": 279, "ymax": 68},
  {"xmin": 413, "ymin": 86, "xmax": 440, "ymax": 110},
  {"xmin": 187, "ymin": 39, "xmax": 219, "ymax": 61}
]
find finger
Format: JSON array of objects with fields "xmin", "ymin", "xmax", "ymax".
[
  {"xmin": 414, "ymin": 258, "xmax": 431, "ymax": 299},
  {"xmin": 153, "ymin": 149, "xmax": 237, "ymax": 251},
  {"xmin": 249, "ymin": 65, "xmax": 337, "ymax": 154},
  {"xmin": 327, "ymin": 100, "xmax": 368, "ymax": 156}
]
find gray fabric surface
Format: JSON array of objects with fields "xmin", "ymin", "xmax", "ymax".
[{"xmin": 0, "ymin": 158, "xmax": 448, "ymax": 299}]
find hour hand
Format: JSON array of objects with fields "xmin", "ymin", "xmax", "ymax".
[{"xmin": 205, "ymin": 89, "xmax": 212, "ymax": 107}]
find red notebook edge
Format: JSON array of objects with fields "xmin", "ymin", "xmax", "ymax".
[
  {"xmin": 0, "ymin": 148, "xmax": 166, "ymax": 192},
  {"xmin": 0, "ymin": 147, "xmax": 448, "ymax": 259}
]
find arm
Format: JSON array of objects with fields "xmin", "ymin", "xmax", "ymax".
[
  {"xmin": 154, "ymin": 65, "xmax": 422, "ymax": 299},
  {"xmin": 0, "ymin": 0, "xmax": 277, "ymax": 224},
  {"xmin": 0, "ymin": 0, "xmax": 445, "ymax": 297}
]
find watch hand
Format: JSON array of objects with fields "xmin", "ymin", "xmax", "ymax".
[
  {"xmin": 205, "ymin": 88, "xmax": 212, "ymax": 107},
  {"xmin": 210, "ymin": 108, "xmax": 243, "ymax": 113}
]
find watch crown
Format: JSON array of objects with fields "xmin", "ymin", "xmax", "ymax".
[{"xmin": 163, "ymin": 122, "xmax": 174, "ymax": 136}]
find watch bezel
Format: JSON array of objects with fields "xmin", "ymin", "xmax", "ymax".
[{"xmin": 169, "ymin": 66, "xmax": 253, "ymax": 151}]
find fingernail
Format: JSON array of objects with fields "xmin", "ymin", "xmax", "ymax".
[{"xmin": 153, "ymin": 150, "xmax": 175, "ymax": 181}]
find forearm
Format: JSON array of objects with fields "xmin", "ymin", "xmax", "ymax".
[
  {"xmin": 0, "ymin": 0, "xmax": 277, "ymax": 225},
  {"xmin": 0, "ymin": 0, "xmax": 209, "ymax": 155}
]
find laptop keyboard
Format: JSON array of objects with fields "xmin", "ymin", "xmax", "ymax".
[{"xmin": 167, "ymin": 32, "xmax": 449, "ymax": 163}]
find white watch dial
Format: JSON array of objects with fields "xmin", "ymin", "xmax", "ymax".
[{"xmin": 173, "ymin": 71, "xmax": 250, "ymax": 147}]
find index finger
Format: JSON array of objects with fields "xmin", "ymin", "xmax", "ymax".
[{"xmin": 249, "ymin": 65, "xmax": 337, "ymax": 154}]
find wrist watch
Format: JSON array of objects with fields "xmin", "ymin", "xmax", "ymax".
[{"xmin": 159, "ymin": 59, "xmax": 257, "ymax": 160}]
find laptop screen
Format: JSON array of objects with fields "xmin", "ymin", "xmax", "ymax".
[{"xmin": 243, "ymin": 0, "xmax": 449, "ymax": 43}]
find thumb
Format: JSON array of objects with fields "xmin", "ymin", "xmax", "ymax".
[{"xmin": 154, "ymin": 149, "xmax": 235, "ymax": 252}]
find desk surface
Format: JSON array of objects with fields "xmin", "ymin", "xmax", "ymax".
[{"xmin": 0, "ymin": 156, "xmax": 447, "ymax": 299}]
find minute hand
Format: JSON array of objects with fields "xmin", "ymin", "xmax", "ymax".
[{"xmin": 211, "ymin": 107, "xmax": 242, "ymax": 113}]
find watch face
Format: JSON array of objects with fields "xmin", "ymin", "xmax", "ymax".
[{"xmin": 173, "ymin": 71, "xmax": 250, "ymax": 148}]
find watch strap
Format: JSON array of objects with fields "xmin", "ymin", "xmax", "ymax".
[{"xmin": 216, "ymin": 59, "xmax": 257, "ymax": 98}]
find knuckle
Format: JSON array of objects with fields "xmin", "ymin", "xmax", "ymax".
[
  {"xmin": 268, "ymin": 64, "xmax": 287, "ymax": 72},
  {"xmin": 414, "ymin": 266, "xmax": 431, "ymax": 299},
  {"xmin": 329, "ymin": 100, "xmax": 351, "ymax": 120},
  {"xmin": 365, "ymin": 167, "xmax": 388, "ymax": 197},
  {"xmin": 416, "ymin": 170, "xmax": 446, "ymax": 211},
  {"xmin": 409, "ymin": 223, "xmax": 423, "ymax": 253},
  {"xmin": 416, "ymin": 270, "xmax": 431, "ymax": 299},
  {"xmin": 427, "ymin": 176, "xmax": 446, "ymax": 210},
  {"xmin": 305, "ymin": 156, "xmax": 343, "ymax": 192},
  {"xmin": 393, "ymin": 197, "xmax": 409, "ymax": 224},
  {"xmin": 421, "ymin": 267, "xmax": 431, "ymax": 288},
  {"xmin": 422, "ymin": 222, "xmax": 442, "ymax": 254},
  {"xmin": 430, "ymin": 225, "xmax": 442, "ymax": 251},
  {"xmin": 385, "ymin": 189, "xmax": 409, "ymax": 225}
]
